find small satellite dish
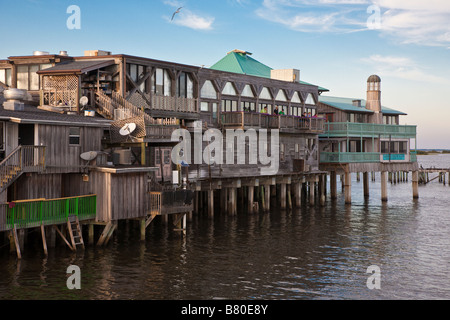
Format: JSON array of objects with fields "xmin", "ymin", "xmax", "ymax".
[
  {"xmin": 119, "ymin": 123, "xmax": 137, "ymax": 136},
  {"xmin": 80, "ymin": 151, "xmax": 98, "ymax": 161},
  {"xmin": 80, "ymin": 96, "xmax": 89, "ymax": 107}
]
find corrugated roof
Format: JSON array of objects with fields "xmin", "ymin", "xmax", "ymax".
[
  {"xmin": 210, "ymin": 50, "xmax": 329, "ymax": 92},
  {"xmin": 319, "ymin": 96, "xmax": 407, "ymax": 115}
]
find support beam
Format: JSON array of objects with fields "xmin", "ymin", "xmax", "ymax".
[
  {"xmin": 140, "ymin": 218, "xmax": 146, "ymax": 241},
  {"xmin": 412, "ymin": 171, "xmax": 419, "ymax": 199},
  {"xmin": 12, "ymin": 227, "xmax": 21, "ymax": 259},
  {"xmin": 363, "ymin": 172, "xmax": 370, "ymax": 198},
  {"xmin": 88, "ymin": 224, "xmax": 94, "ymax": 245},
  {"xmin": 264, "ymin": 185, "xmax": 271, "ymax": 211},
  {"xmin": 381, "ymin": 171, "xmax": 388, "ymax": 202},
  {"xmin": 207, "ymin": 189, "xmax": 214, "ymax": 218},
  {"xmin": 248, "ymin": 186, "xmax": 254, "ymax": 214},
  {"xmin": 41, "ymin": 225, "xmax": 48, "ymax": 256},
  {"xmin": 294, "ymin": 182, "xmax": 302, "ymax": 207},
  {"xmin": 344, "ymin": 172, "xmax": 351, "ymax": 204},
  {"xmin": 330, "ymin": 171, "xmax": 337, "ymax": 200},
  {"xmin": 309, "ymin": 181, "xmax": 315, "ymax": 206},
  {"xmin": 280, "ymin": 183, "xmax": 286, "ymax": 209}
]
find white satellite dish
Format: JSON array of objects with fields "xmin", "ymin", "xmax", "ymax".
[
  {"xmin": 80, "ymin": 151, "xmax": 98, "ymax": 161},
  {"xmin": 80, "ymin": 96, "xmax": 89, "ymax": 107},
  {"xmin": 119, "ymin": 123, "xmax": 137, "ymax": 136}
]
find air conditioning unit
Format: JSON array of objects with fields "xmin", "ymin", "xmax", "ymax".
[{"xmin": 114, "ymin": 149, "xmax": 132, "ymax": 165}]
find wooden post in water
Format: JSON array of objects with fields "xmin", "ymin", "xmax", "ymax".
[
  {"xmin": 363, "ymin": 172, "xmax": 370, "ymax": 198},
  {"xmin": 344, "ymin": 172, "xmax": 351, "ymax": 204},
  {"xmin": 319, "ymin": 175, "xmax": 326, "ymax": 206},
  {"xmin": 309, "ymin": 181, "xmax": 315, "ymax": 206},
  {"xmin": 41, "ymin": 225, "xmax": 48, "ymax": 256},
  {"xmin": 330, "ymin": 171, "xmax": 337, "ymax": 200},
  {"xmin": 88, "ymin": 224, "xmax": 94, "ymax": 245},
  {"xmin": 280, "ymin": 183, "xmax": 286, "ymax": 209},
  {"xmin": 381, "ymin": 171, "xmax": 388, "ymax": 202},
  {"xmin": 248, "ymin": 186, "xmax": 254, "ymax": 214},
  {"xmin": 264, "ymin": 185, "xmax": 271, "ymax": 212},
  {"xmin": 412, "ymin": 171, "xmax": 419, "ymax": 199},
  {"xmin": 207, "ymin": 189, "xmax": 214, "ymax": 218},
  {"xmin": 294, "ymin": 182, "xmax": 302, "ymax": 207}
]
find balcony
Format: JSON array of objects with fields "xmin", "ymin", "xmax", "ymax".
[
  {"xmin": 221, "ymin": 112, "xmax": 325, "ymax": 133},
  {"xmin": 0, "ymin": 195, "xmax": 97, "ymax": 231},
  {"xmin": 321, "ymin": 122, "xmax": 417, "ymax": 139},
  {"xmin": 320, "ymin": 151, "xmax": 418, "ymax": 164},
  {"xmin": 151, "ymin": 95, "xmax": 198, "ymax": 113}
]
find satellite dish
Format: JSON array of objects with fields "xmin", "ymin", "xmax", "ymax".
[
  {"xmin": 80, "ymin": 151, "xmax": 98, "ymax": 161},
  {"xmin": 80, "ymin": 96, "xmax": 89, "ymax": 107},
  {"xmin": 119, "ymin": 123, "xmax": 137, "ymax": 136}
]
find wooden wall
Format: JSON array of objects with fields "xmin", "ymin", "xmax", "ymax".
[{"xmin": 37, "ymin": 124, "xmax": 104, "ymax": 174}]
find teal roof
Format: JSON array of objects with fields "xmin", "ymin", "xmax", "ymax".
[
  {"xmin": 210, "ymin": 50, "xmax": 272, "ymax": 78},
  {"xmin": 210, "ymin": 50, "xmax": 329, "ymax": 92},
  {"xmin": 319, "ymin": 96, "xmax": 407, "ymax": 115}
]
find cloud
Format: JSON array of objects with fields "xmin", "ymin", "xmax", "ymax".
[
  {"xmin": 361, "ymin": 54, "xmax": 450, "ymax": 85},
  {"xmin": 255, "ymin": 0, "xmax": 450, "ymax": 47},
  {"xmin": 164, "ymin": 1, "xmax": 214, "ymax": 30}
]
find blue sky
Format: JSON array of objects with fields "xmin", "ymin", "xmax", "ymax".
[{"xmin": 1, "ymin": 0, "xmax": 449, "ymax": 148}]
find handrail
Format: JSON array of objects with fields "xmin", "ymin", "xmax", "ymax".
[
  {"xmin": 322, "ymin": 122, "xmax": 417, "ymax": 138},
  {"xmin": 220, "ymin": 111, "xmax": 325, "ymax": 132},
  {"xmin": 0, "ymin": 194, "xmax": 97, "ymax": 231},
  {"xmin": 0, "ymin": 145, "xmax": 46, "ymax": 192}
]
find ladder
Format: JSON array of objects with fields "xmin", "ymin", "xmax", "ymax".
[{"xmin": 67, "ymin": 215, "xmax": 85, "ymax": 250}]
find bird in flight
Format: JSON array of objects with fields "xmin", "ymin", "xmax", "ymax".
[{"xmin": 171, "ymin": 7, "xmax": 183, "ymax": 21}]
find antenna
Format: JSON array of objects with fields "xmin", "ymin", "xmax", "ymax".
[{"xmin": 119, "ymin": 123, "xmax": 137, "ymax": 141}]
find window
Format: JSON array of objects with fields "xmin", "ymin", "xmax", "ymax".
[
  {"xmin": 212, "ymin": 103, "xmax": 218, "ymax": 119},
  {"xmin": 291, "ymin": 91, "xmax": 302, "ymax": 103},
  {"xmin": 69, "ymin": 127, "xmax": 81, "ymax": 145},
  {"xmin": 259, "ymin": 103, "xmax": 272, "ymax": 114},
  {"xmin": 177, "ymin": 72, "xmax": 193, "ymax": 98},
  {"xmin": 275, "ymin": 89, "xmax": 287, "ymax": 102},
  {"xmin": 305, "ymin": 93, "xmax": 315, "ymax": 105},
  {"xmin": 241, "ymin": 85, "xmax": 254, "ymax": 98},
  {"xmin": 151, "ymin": 68, "xmax": 171, "ymax": 96},
  {"xmin": 241, "ymin": 101, "xmax": 255, "ymax": 112},
  {"xmin": 259, "ymin": 87, "xmax": 272, "ymax": 100},
  {"xmin": 201, "ymin": 80, "xmax": 217, "ymax": 99},
  {"xmin": 200, "ymin": 101, "xmax": 209, "ymax": 112},
  {"xmin": 16, "ymin": 64, "xmax": 53, "ymax": 91},
  {"xmin": 222, "ymin": 82, "xmax": 237, "ymax": 96},
  {"xmin": 0, "ymin": 69, "xmax": 12, "ymax": 87},
  {"xmin": 222, "ymin": 99, "xmax": 237, "ymax": 112}
]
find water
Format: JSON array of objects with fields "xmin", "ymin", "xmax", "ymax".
[{"xmin": 1, "ymin": 155, "xmax": 450, "ymax": 300}]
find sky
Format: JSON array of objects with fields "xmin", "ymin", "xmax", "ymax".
[{"xmin": 1, "ymin": 0, "xmax": 449, "ymax": 148}]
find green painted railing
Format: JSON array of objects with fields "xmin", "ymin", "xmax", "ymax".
[
  {"xmin": 321, "ymin": 122, "xmax": 417, "ymax": 139},
  {"xmin": 0, "ymin": 195, "xmax": 96, "ymax": 231},
  {"xmin": 320, "ymin": 152, "xmax": 380, "ymax": 163}
]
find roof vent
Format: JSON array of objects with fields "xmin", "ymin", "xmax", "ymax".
[
  {"xmin": 352, "ymin": 100, "xmax": 362, "ymax": 108},
  {"xmin": 59, "ymin": 51, "xmax": 68, "ymax": 56},
  {"xmin": 33, "ymin": 51, "xmax": 50, "ymax": 56},
  {"xmin": 227, "ymin": 49, "xmax": 252, "ymax": 56}
]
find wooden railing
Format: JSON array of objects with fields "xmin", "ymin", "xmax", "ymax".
[
  {"xmin": 151, "ymin": 95, "xmax": 198, "ymax": 113},
  {"xmin": 321, "ymin": 122, "xmax": 417, "ymax": 139},
  {"xmin": 95, "ymin": 91, "xmax": 156, "ymax": 124},
  {"xmin": 146, "ymin": 124, "xmax": 179, "ymax": 140},
  {"xmin": 0, "ymin": 195, "xmax": 96, "ymax": 231},
  {"xmin": 221, "ymin": 111, "xmax": 325, "ymax": 132},
  {"xmin": 0, "ymin": 145, "xmax": 46, "ymax": 193},
  {"xmin": 149, "ymin": 192, "xmax": 162, "ymax": 216}
]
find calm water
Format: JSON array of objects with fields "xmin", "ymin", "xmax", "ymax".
[{"xmin": 1, "ymin": 155, "xmax": 450, "ymax": 300}]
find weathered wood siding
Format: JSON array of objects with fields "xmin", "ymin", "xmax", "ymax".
[
  {"xmin": 13, "ymin": 173, "xmax": 62, "ymax": 200},
  {"xmin": 37, "ymin": 124, "xmax": 104, "ymax": 174}
]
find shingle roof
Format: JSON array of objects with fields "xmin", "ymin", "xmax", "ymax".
[
  {"xmin": 37, "ymin": 59, "xmax": 115, "ymax": 75},
  {"xmin": 319, "ymin": 95, "xmax": 407, "ymax": 115},
  {"xmin": 210, "ymin": 50, "xmax": 329, "ymax": 92},
  {"xmin": 0, "ymin": 105, "xmax": 111, "ymax": 126}
]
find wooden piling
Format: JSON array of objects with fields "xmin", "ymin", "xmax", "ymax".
[
  {"xmin": 330, "ymin": 171, "xmax": 337, "ymax": 199},
  {"xmin": 363, "ymin": 172, "xmax": 369, "ymax": 198},
  {"xmin": 381, "ymin": 171, "xmax": 388, "ymax": 202},
  {"xmin": 344, "ymin": 172, "xmax": 351, "ymax": 204},
  {"xmin": 412, "ymin": 171, "xmax": 419, "ymax": 199}
]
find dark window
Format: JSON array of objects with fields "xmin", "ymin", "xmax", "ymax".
[{"xmin": 69, "ymin": 127, "xmax": 80, "ymax": 145}]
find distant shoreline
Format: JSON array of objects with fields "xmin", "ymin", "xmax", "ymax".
[{"xmin": 416, "ymin": 150, "xmax": 450, "ymax": 155}]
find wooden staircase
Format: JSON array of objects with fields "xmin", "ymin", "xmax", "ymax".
[
  {"xmin": 0, "ymin": 145, "xmax": 46, "ymax": 193},
  {"xmin": 95, "ymin": 90, "xmax": 156, "ymax": 124},
  {"xmin": 67, "ymin": 215, "xmax": 85, "ymax": 250}
]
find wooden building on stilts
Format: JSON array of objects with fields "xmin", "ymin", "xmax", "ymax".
[
  {"xmin": 0, "ymin": 49, "xmax": 418, "ymax": 259},
  {"xmin": 317, "ymin": 75, "xmax": 419, "ymax": 203}
]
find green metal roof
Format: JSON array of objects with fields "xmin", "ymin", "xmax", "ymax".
[
  {"xmin": 210, "ymin": 50, "xmax": 272, "ymax": 78},
  {"xmin": 210, "ymin": 50, "xmax": 329, "ymax": 92},
  {"xmin": 318, "ymin": 96, "xmax": 407, "ymax": 115}
]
